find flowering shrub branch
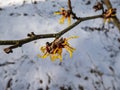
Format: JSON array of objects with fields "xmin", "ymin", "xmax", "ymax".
[
  {"xmin": 0, "ymin": 14, "xmax": 102, "ymax": 54},
  {"xmin": 0, "ymin": 0, "xmax": 119, "ymax": 59},
  {"xmin": 38, "ymin": 36, "xmax": 78, "ymax": 61}
]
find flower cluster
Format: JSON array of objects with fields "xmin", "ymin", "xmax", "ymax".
[
  {"xmin": 103, "ymin": 8, "xmax": 116, "ymax": 23},
  {"xmin": 38, "ymin": 36, "xmax": 78, "ymax": 62},
  {"xmin": 54, "ymin": 8, "xmax": 72, "ymax": 25}
]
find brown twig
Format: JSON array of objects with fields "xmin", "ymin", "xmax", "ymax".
[
  {"xmin": 68, "ymin": 0, "xmax": 79, "ymax": 20},
  {"xmin": 68, "ymin": 0, "xmax": 72, "ymax": 11}
]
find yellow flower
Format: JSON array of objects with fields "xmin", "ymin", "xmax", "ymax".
[
  {"xmin": 54, "ymin": 8, "xmax": 72, "ymax": 25},
  {"xmin": 38, "ymin": 42, "xmax": 63, "ymax": 62},
  {"xmin": 38, "ymin": 36, "xmax": 78, "ymax": 61},
  {"xmin": 103, "ymin": 8, "xmax": 116, "ymax": 23}
]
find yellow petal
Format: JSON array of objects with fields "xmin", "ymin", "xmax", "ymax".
[
  {"xmin": 62, "ymin": 36, "xmax": 79, "ymax": 46},
  {"xmin": 57, "ymin": 49, "xmax": 63, "ymax": 61},
  {"xmin": 59, "ymin": 16, "xmax": 65, "ymax": 24},
  {"xmin": 53, "ymin": 48, "xmax": 59, "ymax": 54},
  {"xmin": 107, "ymin": 18, "xmax": 111, "ymax": 23},
  {"xmin": 40, "ymin": 46, "xmax": 46, "ymax": 53},
  {"xmin": 69, "ymin": 45, "xmax": 76, "ymax": 51},
  {"xmin": 111, "ymin": 14, "xmax": 116, "ymax": 17},
  {"xmin": 50, "ymin": 48, "xmax": 63, "ymax": 61},
  {"xmin": 42, "ymin": 53, "xmax": 49, "ymax": 58},
  {"xmin": 54, "ymin": 12, "xmax": 61, "ymax": 15},
  {"xmin": 68, "ymin": 16, "xmax": 71, "ymax": 25},
  {"xmin": 104, "ymin": 18, "xmax": 112, "ymax": 23},
  {"xmin": 57, "ymin": 48, "xmax": 62, "ymax": 55},
  {"xmin": 38, "ymin": 52, "xmax": 49, "ymax": 59},
  {"xmin": 65, "ymin": 45, "xmax": 75, "ymax": 58},
  {"xmin": 67, "ymin": 36, "xmax": 79, "ymax": 41},
  {"xmin": 60, "ymin": 8, "xmax": 65, "ymax": 11},
  {"xmin": 50, "ymin": 54, "xmax": 57, "ymax": 61},
  {"xmin": 37, "ymin": 54, "xmax": 41, "ymax": 58},
  {"xmin": 58, "ymin": 55, "xmax": 62, "ymax": 62},
  {"xmin": 66, "ymin": 48, "xmax": 73, "ymax": 58},
  {"xmin": 103, "ymin": 18, "xmax": 107, "ymax": 24}
]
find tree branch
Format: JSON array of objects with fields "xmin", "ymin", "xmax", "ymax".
[{"xmin": 0, "ymin": 14, "xmax": 102, "ymax": 53}]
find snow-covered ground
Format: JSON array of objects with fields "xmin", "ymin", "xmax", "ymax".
[{"xmin": 0, "ymin": 0, "xmax": 120, "ymax": 90}]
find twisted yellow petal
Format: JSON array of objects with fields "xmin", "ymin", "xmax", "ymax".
[
  {"xmin": 50, "ymin": 54, "xmax": 57, "ymax": 61},
  {"xmin": 57, "ymin": 48, "xmax": 63, "ymax": 61},
  {"xmin": 68, "ymin": 16, "xmax": 71, "ymax": 25},
  {"xmin": 54, "ymin": 12, "xmax": 61, "ymax": 15},
  {"xmin": 38, "ymin": 52, "xmax": 49, "ymax": 59},
  {"xmin": 59, "ymin": 16, "xmax": 65, "ymax": 24},
  {"xmin": 40, "ymin": 46, "xmax": 46, "ymax": 53},
  {"xmin": 66, "ymin": 36, "xmax": 79, "ymax": 41},
  {"xmin": 65, "ymin": 45, "xmax": 76, "ymax": 58},
  {"xmin": 60, "ymin": 8, "xmax": 65, "ymax": 11}
]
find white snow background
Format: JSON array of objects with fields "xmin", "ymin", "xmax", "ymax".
[{"xmin": 0, "ymin": 0, "xmax": 120, "ymax": 90}]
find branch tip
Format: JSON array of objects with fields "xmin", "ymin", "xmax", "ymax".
[{"xmin": 4, "ymin": 48, "xmax": 13, "ymax": 54}]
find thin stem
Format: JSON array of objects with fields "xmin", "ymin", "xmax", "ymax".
[{"xmin": 68, "ymin": 0, "xmax": 72, "ymax": 11}]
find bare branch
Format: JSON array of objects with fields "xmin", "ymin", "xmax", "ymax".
[
  {"xmin": 68, "ymin": 0, "xmax": 79, "ymax": 20},
  {"xmin": 68, "ymin": 0, "xmax": 72, "ymax": 11}
]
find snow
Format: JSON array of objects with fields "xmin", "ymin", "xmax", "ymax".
[{"xmin": 0, "ymin": 0, "xmax": 120, "ymax": 90}]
